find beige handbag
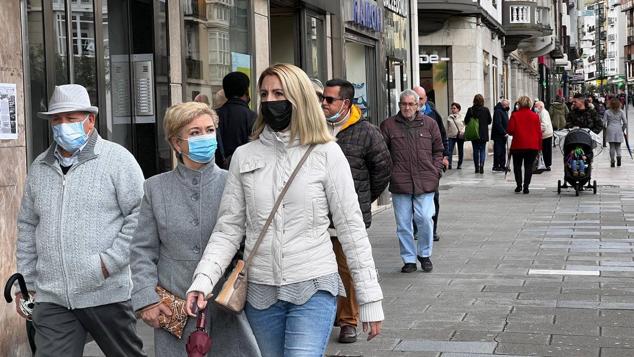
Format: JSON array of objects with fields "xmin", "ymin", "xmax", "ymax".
[{"xmin": 214, "ymin": 145, "xmax": 315, "ymax": 313}]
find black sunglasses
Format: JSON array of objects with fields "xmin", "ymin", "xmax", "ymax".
[{"xmin": 319, "ymin": 95, "xmax": 343, "ymax": 104}]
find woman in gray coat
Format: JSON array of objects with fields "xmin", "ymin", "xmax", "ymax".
[
  {"xmin": 603, "ymin": 98, "xmax": 628, "ymax": 167},
  {"xmin": 130, "ymin": 102, "xmax": 260, "ymax": 356}
]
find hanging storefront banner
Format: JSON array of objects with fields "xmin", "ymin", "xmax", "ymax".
[{"xmin": 0, "ymin": 83, "xmax": 17, "ymax": 140}]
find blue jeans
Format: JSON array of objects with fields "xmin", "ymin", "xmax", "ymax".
[
  {"xmin": 447, "ymin": 138, "xmax": 464, "ymax": 167},
  {"xmin": 472, "ymin": 141, "xmax": 487, "ymax": 167},
  {"xmin": 571, "ymin": 159, "xmax": 586, "ymax": 172},
  {"xmin": 392, "ymin": 193, "xmax": 435, "ymax": 263},
  {"xmin": 245, "ymin": 291, "xmax": 337, "ymax": 357}
]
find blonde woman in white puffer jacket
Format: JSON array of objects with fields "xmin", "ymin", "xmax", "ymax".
[{"xmin": 186, "ymin": 63, "xmax": 384, "ymax": 357}]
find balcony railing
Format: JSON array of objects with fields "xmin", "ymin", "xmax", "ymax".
[{"xmin": 510, "ymin": 5, "xmax": 531, "ymax": 23}]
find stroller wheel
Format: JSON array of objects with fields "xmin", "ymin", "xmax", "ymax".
[
  {"xmin": 593, "ymin": 180, "xmax": 597, "ymax": 194},
  {"xmin": 557, "ymin": 180, "xmax": 561, "ymax": 194}
]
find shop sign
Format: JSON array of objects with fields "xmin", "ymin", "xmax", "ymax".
[
  {"xmin": 352, "ymin": 0, "xmax": 383, "ymax": 32},
  {"xmin": 419, "ymin": 54, "xmax": 450, "ymax": 64},
  {"xmin": 384, "ymin": 0, "xmax": 407, "ymax": 17}
]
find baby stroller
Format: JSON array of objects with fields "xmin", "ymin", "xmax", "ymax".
[{"xmin": 557, "ymin": 128, "xmax": 598, "ymax": 196}]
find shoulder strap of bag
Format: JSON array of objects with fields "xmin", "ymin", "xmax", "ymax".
[{"xmin": 244, "ymin": 144, "xmax": 316, "ymax": 269}]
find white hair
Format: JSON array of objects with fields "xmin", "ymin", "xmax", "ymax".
[{"xmin": 400, "ymin": 89, "xmax": 419, "ymax": 103}]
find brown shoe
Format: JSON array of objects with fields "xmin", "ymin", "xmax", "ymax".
[{"xmin": 338, "ymin": 325, "xmax": 357, "ymax": 343}]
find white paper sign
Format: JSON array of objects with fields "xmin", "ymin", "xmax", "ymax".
[{"xmin": 0, "ymin": 83, "xmax": 17, "ymax": 140}]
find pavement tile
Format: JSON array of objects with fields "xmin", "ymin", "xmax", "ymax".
[
  {"xmin": 494, "ymin": 343, "xmax": 600, "ymax": 357},
  {"xmin": 599, "ymin": 347, "xmax": 634, "ymax": 357},
  {"xmin": 550, "ymin": 334, "xmax": 634, "ymax": 348},
  {"xmin": 394, "ymin": 340, "xmax": 497, "ymax": 353}
]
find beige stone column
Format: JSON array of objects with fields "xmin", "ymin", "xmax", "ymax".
[
  {"xmin": 0, "ymin": 1, "xmax": 29, "ymax": 355},
  {"xmin": 253, "ymin": 0, "xmax": 270, "ymax": 84},
  {"xmin": 168, "ymin": 0, "xmax": 183, "ymax": 105}
]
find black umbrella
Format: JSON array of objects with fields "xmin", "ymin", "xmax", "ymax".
[
  {"xmin": 4, "ymin": 273, "xmax": 36, "ymax": 353},
  {"xmin": 624, "ymin": 128, "xmax": 633, "ymax": 159}
]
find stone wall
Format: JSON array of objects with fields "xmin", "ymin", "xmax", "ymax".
[{"xmin": 0, "ymin": 1, "xmax": 29, "ymax": 356}]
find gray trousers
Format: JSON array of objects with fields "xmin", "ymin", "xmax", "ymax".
[{"xmin": 32, "ymin": 301, "xmax": 146, "ymax": 357}]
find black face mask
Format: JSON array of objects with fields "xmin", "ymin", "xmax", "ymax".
[{"xmin": 261, "ymin": 100, "xmax": 292, "ymax": 132}]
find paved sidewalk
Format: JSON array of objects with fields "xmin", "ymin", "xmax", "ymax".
[{"xmin": 85, "ymin": 108, "xmax": 634, "ymax": 357}]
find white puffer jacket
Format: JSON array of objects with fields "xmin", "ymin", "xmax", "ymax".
[{"xmin": 188, "ymin": 127, "xmax": 384, "ymax": 321}]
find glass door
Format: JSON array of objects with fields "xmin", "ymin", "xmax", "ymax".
[{"xmin": 345, "ymin": 39, "xmax": 377, "ymax": 124}]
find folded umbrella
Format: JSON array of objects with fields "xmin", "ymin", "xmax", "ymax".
[
  {"xmin": 186, "ymin": 308, "xmax": 212, "ymax": 357},
  {"xmin": 624, "ymin": 128, "xmax": 633, "ymax": 159},
  {"xmin": 4, "ymin": 273, "xmax": 36, "ymax": 353}
]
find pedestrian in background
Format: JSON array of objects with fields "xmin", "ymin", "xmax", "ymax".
[
  {"xmin": 535, "ymin": 101, "xmax": 553, "ymax": 170},
  {"xmin": 130, "ymin": 102, "xmax": 260, "ymax": 356},
  {"xmin": 465, "ymin": 94, "xmax": 492, "ymax": 174},
  {"xmin": 216, "ymin": 71, "xmax": 257, "ymax": 169},
  {"xmin": 414, "ymin": 86, "xmax": 447, "ymax": 242},
  {"xmin": 550, "ymin": 96, "xmax": 569, "ymax": 131},
  {"xmin": 185, "ymin": 63, "xmax": 383, "ymax": 357},
  {"xmin": 16, "ymin": 84, "xmax": 146, "ymax": 356},
  {"xmin": 446, "ymin": 102, "xmax": 465, "ymax": 170},
  {"xmin": 603, "ymin": 97, "xmax": 628, "ymax": 167},
  {"xmin": 321, "ymin": 78, "xmax": 391, "ymax": 344},
  {"xmin": 381, "ymin": 89, "xmax": 444, "ymax": 273},
  {"xmin": 491, "ymin": 99, "xmax": 509, "ymax": 171},
  {"xmin": 507, "ymin": 96, "xmax": 542, "ymax": 194}
]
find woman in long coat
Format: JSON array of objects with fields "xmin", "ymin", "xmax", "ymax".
[
  {"xmin": 465, "ymin": 94, "xmax": 492, "ymax": 174},
  {"xmin": 603, "ymin": 97, "xmax": 628, "ymax": 167},
  {"xmin": 130, "ymin": 102, "xmax": 260, "ymax": 356}
]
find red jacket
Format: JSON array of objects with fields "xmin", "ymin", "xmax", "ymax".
[{"xmin": 508, "ymin": 108, "xmax": 542, "ymax": 151}]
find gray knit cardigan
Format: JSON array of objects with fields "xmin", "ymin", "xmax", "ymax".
[{"xmin": 17, "ymin": 131, "xmax": 145, "ymax": 309}]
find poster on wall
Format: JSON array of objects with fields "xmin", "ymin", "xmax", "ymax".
[
  {"xmin": 0, "ymin": 83, "xmax": 17, "ymax": 140},
  {"xmin": 231, "ymin": 52, "xmax": 252, "ymax": 79},
  {"xmin": 352, "ymin": 82, "xmax": 369, "ymax": 119}
]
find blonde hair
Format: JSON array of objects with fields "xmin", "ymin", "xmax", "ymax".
[
  {"xmin": 516, "ymin": 96, "xmax": 532, "ymax": 109},
  {"xmin": 252, "ymin": 64, "xmax": 333, "ymax": 145},
  {"xmin": 163, "ymin": 102, "xmax": 218, "ymax": 147}
]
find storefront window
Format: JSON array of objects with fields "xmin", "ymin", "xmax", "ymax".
[
  {"xmin": 345, "ymin": 40, "xmax": 377, "ymax": 124},
  {"xmin": 304, "ymin": 13, "xmax": 326, "ymax": 81},
  {"xmin": 27, "ymin": 0, "xmax": 50, "ymax": 161},
  {"xmin": 183, "ymin": 0, "xmax": 252, "ymax": 103},
  {"xmin": 70, "ymin": 1, "xmax": 98, "ymax": 106},
  {"xmin": 419, "ymin": 46, "xmax": 450, "ymax": 118}
]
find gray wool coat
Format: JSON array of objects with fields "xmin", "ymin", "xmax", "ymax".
[
  {"xmin": 603, "ymin": 109, "xmax": 627, "ymax": 143},
  {"xmin": 130, "ymin": 162, "xmax": 260, "ymax": 357}
]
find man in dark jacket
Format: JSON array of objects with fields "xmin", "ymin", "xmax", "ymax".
[
  {"xmin": 381, "ymin": 89, "xmax": 444, "ymax": 274},
  {"xmin": 216, "ymin": 71, "xmax": 256, "ymax": 169},
  {"xmin": 413, "ymin": 86, "xmax": 447, "ymax": 242},
  {"xmin": 566, "ymin": 93, "xmax": 603, "ymax": 134},
  {"xmin": 492, "ymin": 99, "xmax": 510, "ymax": 171},
  {"xmin": 321, "ymin": 78, "xmax": 392, "ymax": 343}
]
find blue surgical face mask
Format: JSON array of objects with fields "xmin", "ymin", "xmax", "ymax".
[
  {"xmin": 52, "ymin": 115, "xmax": 90, "ymax": 152},
  {"xmin": 326, "ymin": 101, "xmax": 349, "ymax": 123},
  {"xmin": 183, "ymin": 134, "xmax": 217, "ymax": 164}
]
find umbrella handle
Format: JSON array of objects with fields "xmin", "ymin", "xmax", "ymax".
[
  {"xmin": 4, "ymin": 273, "xmax": 29, "ymax": 303},
  {"xmin": 196, "ymin": 310, "xmax": 206, "ymax": 330}
]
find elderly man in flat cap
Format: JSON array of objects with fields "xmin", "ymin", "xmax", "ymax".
[{"xmin": 15, "ymin": 84, "xmax": 147, "ymax": 356}]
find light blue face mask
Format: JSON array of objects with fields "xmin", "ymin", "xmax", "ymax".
[
  {"xmin": 52, "ymin": 115, "xmax": 89, "ymax": 152},
  {"xmin": 326, "ymin": 100, "xmax": 349, "ymax": 123},
  {"xmin": 184, "ymin": 134, "xmax": 217, "ymax": 164}
]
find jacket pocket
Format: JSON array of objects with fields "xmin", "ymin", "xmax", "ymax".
[
  {"xmin": 239, "ymin": 160, "xmax": 267, "ymax": 229},
  {"xmin": 311, "ymin": 197, "xmax": 329, "ymax": 240}
]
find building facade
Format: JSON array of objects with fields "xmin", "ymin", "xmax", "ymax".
[{"xmin": 1, "ymin": 0, "xmax": 416, "ymax": 353}]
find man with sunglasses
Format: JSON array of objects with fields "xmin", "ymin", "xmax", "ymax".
[
  {"xmin": 16, "ymin": 84, "xmax": 146, "ymax": 356},
  {"xmin": 380, "ymin": 89, "xmax": 444, "ymax": 274},
  {"xmin": 321, "ymin": 78, "xmax": 392, "ymax": 344}
]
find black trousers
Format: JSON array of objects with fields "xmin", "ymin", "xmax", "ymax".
[
  {"xmin": 512, "ymin": 150, "xmax": 538, "ymax": 189},
  {"xmin": 493, "ymin": 139, "xmax": 506, "ymax": 168},
  {"xmin": 32, "ymin": 301, "xmax": 146, "ymax": 357},
  {"xmin": 542, "ymin": 137, "xmax": 553, "ymax": 168}
]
